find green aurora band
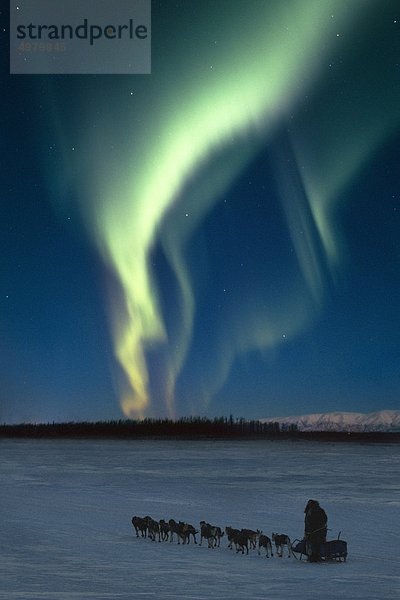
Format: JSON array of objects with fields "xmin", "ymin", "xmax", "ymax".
[{"xmin": 49, "ymin": 0, "xmax": 399, "ymax": 417}]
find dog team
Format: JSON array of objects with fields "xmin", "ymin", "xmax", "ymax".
[{"xmin": 131, "ymin": 516, "xmax": 293, "ymax": 558}]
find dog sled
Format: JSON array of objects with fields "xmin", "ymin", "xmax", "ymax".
[{"xmin": 291, "ymin": 532, "xmax": 348, "ymax": 562}]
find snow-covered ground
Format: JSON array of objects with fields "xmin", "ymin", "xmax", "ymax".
[{"xmin": 0, "ymin": 438, "xmax": 399, "ymax": 599}]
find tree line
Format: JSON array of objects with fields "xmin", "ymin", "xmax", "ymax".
[
  {"xmin": 0, "ymin": 418, "xmax": 397, "ymax": 441},
  {"xmin": 0, "ymin": 416, "xmax": 298, "ymax": 438}
]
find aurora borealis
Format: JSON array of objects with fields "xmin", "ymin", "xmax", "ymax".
[{"xmin": 2, "ymin": 1, "xmax": 400, "ymax": 422}]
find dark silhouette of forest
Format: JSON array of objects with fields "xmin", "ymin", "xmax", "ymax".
[
  {"xmin": 0, "ymin": 416, "xmax": 398, "ymax": 441},
  {"xmin": 0, "ymin": 416, "xmax": 286, "ymax": 438}
]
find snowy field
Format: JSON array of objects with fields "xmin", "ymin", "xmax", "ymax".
[{"xmin": 0, "ymin": 438, "xmax": 399, "ymax": 600}]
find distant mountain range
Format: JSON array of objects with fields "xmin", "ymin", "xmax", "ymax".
[{"xmin": 268, "ymin": 410, "xmax": 400, "ymax": 432}]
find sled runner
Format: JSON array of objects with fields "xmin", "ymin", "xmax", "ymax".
[{"xmin": 291, "ymin": 532, "xmax": 348, "ymax": 562}]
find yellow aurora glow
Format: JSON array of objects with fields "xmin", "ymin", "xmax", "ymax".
[{"xmin": 77, "ymin": 1, "xmax": 366, "ymax": 417}]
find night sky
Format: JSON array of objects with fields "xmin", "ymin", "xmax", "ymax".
[{"xmin": 2, "ymin": 1, "xmax": 400, "ymax": 423}]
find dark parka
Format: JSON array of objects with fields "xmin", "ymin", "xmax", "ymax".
[
  {"xmin": 304, "ymin": 499, "xmax": 327, "ymax": 560},
  {"xmin": 304, "ymin": 500, "xmax": 328, "ymax": 562}
]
